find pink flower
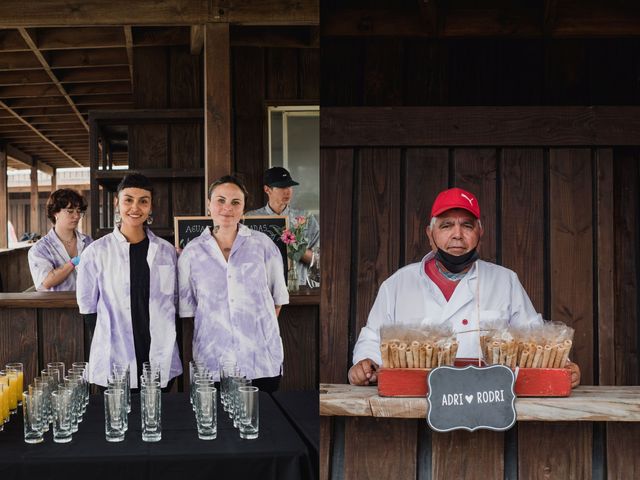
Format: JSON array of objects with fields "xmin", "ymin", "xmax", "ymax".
[
  {"xmin": 281, "ymin": 230, "xmax": 297, "ymax": 245},
  {"xmin": 295, "ymin": 215, "xmax": 307, "ymax": 226}
]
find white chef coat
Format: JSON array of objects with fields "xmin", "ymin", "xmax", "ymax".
[{"xmin": 352, "ymin": 251, "xmax": 543, "ymax": 366}]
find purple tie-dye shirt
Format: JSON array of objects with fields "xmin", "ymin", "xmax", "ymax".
[
  {"xmin": 178, "ymin": 224, "xmax": 289, "ymax": 381},
  {"xmin": 28, "ymin": 228, "xmax": 93, "ymax": 291},
  {"xmin": 76, "ymin": 227, "xmax": 183, "ymax": 388}
]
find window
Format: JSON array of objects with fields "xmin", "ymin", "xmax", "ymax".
[{"xmin": 268, "ymin": 106, "xmax": 319, "ymax": 216}]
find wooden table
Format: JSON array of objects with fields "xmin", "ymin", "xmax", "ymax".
[{"xmin": 320, "ymin": 383, "xmax": 640, "ymax": 421}]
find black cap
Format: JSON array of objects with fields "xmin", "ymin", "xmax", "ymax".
[{"xmin": 264, "ymin": 167, "xmax": 299, "ymax": 188}]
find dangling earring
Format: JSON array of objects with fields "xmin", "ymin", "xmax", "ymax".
[
  {"xmin": 114, "ymin": 208, "xmax": 121, "ymax": 226},
  {"xmin": 146, "ymin": 212, "xmax": 153, "ymax": 225}
]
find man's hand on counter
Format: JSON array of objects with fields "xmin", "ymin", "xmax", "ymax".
[
  {"xmin": 566, "ymin": 361, "xmax": 581, "ymax": 388},
  {"xmin": 348, "ymin": 359, "xmax": 379, "ymax": 386}
]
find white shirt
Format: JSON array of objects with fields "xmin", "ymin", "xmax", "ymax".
[{"xmin": 353, "ymin": 252, "xmax": 543, "ymax": 365}]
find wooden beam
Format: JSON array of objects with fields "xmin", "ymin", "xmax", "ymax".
[
  {"xmin": 0, "ymin": 1, "xmax": 318, "ymax": 27},
  {"xmin": 29, "ymin": 163, "xmax": 39, "ymax": 233},
  {"xmin": 123, "ymin": 26, "xmax": 134, "ymax": 88},
  {"xmin": 6, "ymin": 143, "xmax": 33, "ymax": 167},
  {"xmin": 321, "ymin": 107, "xmax": 640, "ymax": 147},
  {"xmin": 0, "ymin": 99, "xmax": 83, "ymax": 166},
  {"xmin": 190, "ymin": 25, "xmax": 204, "ymax": 55},
  {"xmin": 35, "ymin": 27, "xmax": 125, "ymax": 50},
  {"xmin": 48, "ymin": 48, "xmax": 129, "ymax": 69},
  {"xmin": 56, "ymin": 66, "xmax": 131, "ymax": 84},
  {"xmin": 230, "ymin": 25, "xmax": 319, "ymax": 48},
  {"xmin": 133, "ymin": 27, "xmax": 189, "ymax": 47},
  {"xmin": 0, "ymin": 29, "xmax": 27, "ymax": 52},
  {"xmin": 66, "ymin": 82, "xmax": 131, "ymax": 96},
  {"xmin": 0, "ymin": 51, "xmax": 42, "ymax": 70},
  {"xmin": 72, "ymin": 94, "xmax": 132, "ymax": 106},
  {"xmin": 204, "ymin": 23, "xmax": 231, "ymax": 203},
  {"xmin": 0, "ymin": 70, "xmax": 52, "ymax": 86},
  {"xmin": 0, "ymin": 143, "xmax": 7, "ymax": 248},
  {"xmin": 18, "ymin": 28, "xmax": 89, "ymax": 133}
]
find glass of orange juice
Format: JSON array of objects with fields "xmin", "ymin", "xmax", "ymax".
[
  {"xmin": 0, "ymin": 373, "xmax": 9, "ymax": 424},
  {"xmin": 6, "ymin": 363, "xmax": 24, "ymax": 406},
  {"xmin": 6, "ymin": 369, "xmax": 19, "ymax": 414}
]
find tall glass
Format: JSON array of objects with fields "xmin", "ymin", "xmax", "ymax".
[
  {"xmin": 64, "ymin": 374, "xmax": 84, "ymax": 429},
  {"xmin": 6, "ymin": 369, "xmax": 19, "ymax": 414},
  {"xmin": 5, "ymin": 363, "xmax": 23, "ymax": 406},
  {"xmin": 23, "ymin": 390, "xmax": 44, "ymax": 444},
  {"xmin": 33, "ymin": 378, "xmax": 52, "ymax": 432},
  {"xmin": 112, "ymin": 364, "xmax": 131, "ymax": 413},
  {"xmin": 219, "ymin": 361, "xmax": 237, "ymax": 411},
  {"xmin": 230, "ymin": 377, "xmax": 251, "ymax": 427},
  {"xmin": 194, "ymin": 386, "xmax": 217, "ymax": 440},
  {"xmin": 237, "ymin": 386, "xmax": 259, "ymax": 439},
  {"xmin": 141, "ymin": 388, "xmax": 161, "ymax": 442},
  {"xmin": 46, "ymin": 362, "xmax": 65, "ymax": 384},
  {"xmin": 107, "ymin": 376, "xmax": 128, "ymax": 432},
  {"xmin": 0, "ymin": 373, "xmax": 10, "ymax": 424},
  {"xmin": 104, "ymin": 389, "xmax": 125, "ymax": 442},
  {"xmin": 68, "ymin": 368, "xmax": 88, "ymax": 415},
  {"xmin": 52, "ymin": 389, "xmax": 73, "ymax": 443}
]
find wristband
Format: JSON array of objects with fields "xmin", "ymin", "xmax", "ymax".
[{"xmin": 70, "ymin": 256, "xmax": 80, "ymax": 267}]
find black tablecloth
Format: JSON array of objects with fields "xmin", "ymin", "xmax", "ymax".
[
  {"xmin": 0, "ymin": 393, "xmax": 312, "ymax": 480},
  {"xmin": 272, "ymin": 391, "xmax": 319, "ymax": 480}
]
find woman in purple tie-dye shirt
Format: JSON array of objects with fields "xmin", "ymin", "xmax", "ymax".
[{"xmin": 178, "ymin": 175, "xmax": 289, "ymax": 393}]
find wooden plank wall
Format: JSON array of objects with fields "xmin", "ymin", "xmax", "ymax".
[
  {"xmin": 0, "ymin": 303, "xmax": 316, "ymax": 391},
  {"xmin": 0, "ymin": 247, "xmax": 31, "ymax": 292},
  {"xmin": 321, "ymin": 38, "xmax": 640, "ymax": 107},
  {"xmin": 233, "ymin": 46, "xmax": 320, "ymax": 208},
  {"xmin": 128, "ymin": 46, "xmax": 204, "ymax": 235},
  {"xmin": 320, "ymin": 143, "xmax": 640, "ymax": 479}
]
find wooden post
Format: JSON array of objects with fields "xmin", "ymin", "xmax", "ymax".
[
  {"xmin": 30, "ymin": 163, "xmax": 39, "ymax": 234},
  {"xmin": 203, "ymin": 23, "xmax": 232, "ymax": 206},
  {"xmin": 0, "ymin": 144, "xmax": 7, "ymax": 248},
  {"xmin": 50, "ymin": 169, "xmax": 57, "ymax": 193}
]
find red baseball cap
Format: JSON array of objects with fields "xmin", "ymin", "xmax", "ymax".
[{"xmin": 431, "ymin": 188, "xmax": 480, "ymax": 219}]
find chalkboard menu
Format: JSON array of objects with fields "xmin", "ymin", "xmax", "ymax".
[
  {"xmin": 173, "ymin": 215, "xmax": 289, "ymax": 279},
  {"xmin": 174, "ymin": 216, "xmax": 213, "ymax": 249},
  {"xmin": 241, "ymin": 215, "xmax": 289, "ymax": 279},
  {"xmin": 427, "ymin": 365, "xmax": 516, "ymax": 432}
]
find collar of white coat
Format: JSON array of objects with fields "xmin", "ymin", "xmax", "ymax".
[
  {"xmin": 112, "ymin": 225, "xmax": 158, "ymax": 243},
  {"xmin": 419, "ymin": 250, "xmax": 480, "ymax": 282}
]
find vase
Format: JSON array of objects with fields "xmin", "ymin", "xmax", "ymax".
[{"xmin": 287, "ymin": 263, "xmax": 299, "ymax": 293}]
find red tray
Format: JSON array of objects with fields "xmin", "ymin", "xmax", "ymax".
[{"xmin": 377, "ymin": 366, "xmax": 572, "ymax": 397}]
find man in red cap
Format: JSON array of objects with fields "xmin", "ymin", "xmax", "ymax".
[{"xmin": 348, "ymin": 187, "xmax": 580, "ymax": 387}]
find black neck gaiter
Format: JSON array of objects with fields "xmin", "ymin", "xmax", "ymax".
[{"xmin": 435, "ymin": 248, "xmax": 479, "ymax": 273}]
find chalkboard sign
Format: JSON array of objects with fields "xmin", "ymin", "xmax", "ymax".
[
  {"xmin": 427, "ymin": 365, "xmax": 516, "ymax": 433},
  {"xmin": 241, "ymin": 215, "xmax": 289, "ymax": 280},
  {"xmin": 174, "ymin": 216, "xmax": 212, "ymax": 249}
]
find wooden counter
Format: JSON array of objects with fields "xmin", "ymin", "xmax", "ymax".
[
  {"xmin": 0, "ymin": 289, "xmax": 319, "ymax": 391},
  {"xmin": 320, "ymin": 383, "xmax": 640, "ymax": 422}
]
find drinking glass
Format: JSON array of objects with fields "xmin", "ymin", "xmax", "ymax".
[
  {"xmin": 104, "ymin": 389, "xmax": 125, "ymax": 442},
  {"xmin": 52, "ymin": 389, "xmax": 73, "ymax": 443},
  {"xmin": 23, "ymin": 390, "xmax": 44, "ymax": 444},
  {"xmin": 230, "ymin": 377, "xmax": 251, "ymax": 426},
  {"xmin": 107, "ymin": 376, "xmax": 128, "ymax": 432},
  {"xmin": 6, "ymin": 369, "xmax": 19, "ymax": 414},
  {"xmin": 112, "ymin": 364, "xmax": 131, "ymax": 413},
  {"xmin": 141, "ymin": 388, "xmax": 161, "ymax": 442},
  {"xmin": 47, "ymin": 362, "xmax": 65, "ymax": 384},
  {"xmin": 5, "ymin": 363, "xmax": 23, "ymax": 406},
  {"xmin": 69, "ymin": 366, "xmax": 89, "ymax": 411},
  {"xmin": 0, "ymin": 383, "xmax": 8, "ymax": 429},
  {"xmin": 237, "ymin": 386, "xmax": 259, "ymax": 439},
  {"xmin": 194, "ymin": 386, "xmax": 217, "ymax": 440},
  {"xmin": 219, "ymin": 361, "xmax": 237, "ymax": 410}
]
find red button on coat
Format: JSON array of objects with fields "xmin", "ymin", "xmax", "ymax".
[{"xmin": 462, "ymin": 319, "xmax": 469, "ymax": 325}]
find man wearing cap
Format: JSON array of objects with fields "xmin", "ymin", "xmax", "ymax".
[
  {"xmin": 348, "ymin": 187, "xmax": 580, "ymax": 387},
  {"xmin": 245, "ymin": 167, "xmax": 320, "ymax": 287}
]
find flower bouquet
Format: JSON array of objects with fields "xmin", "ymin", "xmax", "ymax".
[{"xmin": 274, "ymin": 215, "xmax": 309, "ymax": 292}]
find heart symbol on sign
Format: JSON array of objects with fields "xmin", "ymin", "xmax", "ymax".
[{"xmin": 465, "ymin": 395, "xmax": 473, "ymax": 404}]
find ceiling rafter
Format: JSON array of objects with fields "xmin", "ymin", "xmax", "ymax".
[
  {"xmin": 17, "ymin": 27, "xmax": 89, "ymax": 132},
  {"xmin": 123, "ymin": 26, "xmax": 134, "ymax": 87},
  {"xmin": 0, "ymin": 99, "xmax": 82, "ymax": 167}
]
